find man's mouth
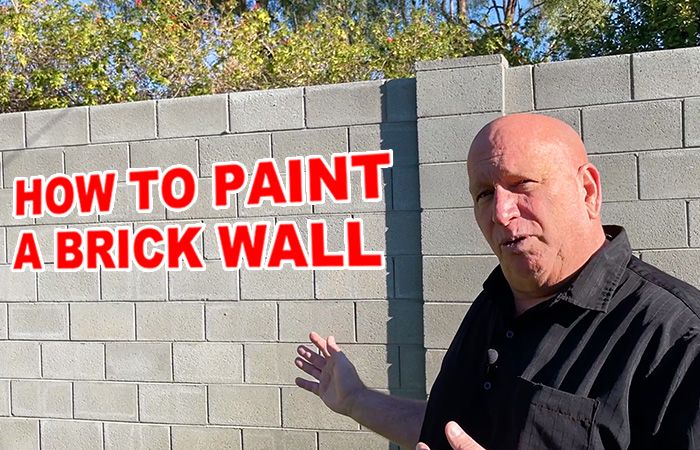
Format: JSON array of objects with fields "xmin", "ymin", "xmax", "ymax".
[{"xmin": 501, "ymin": 235, "xmax": 529, "ymax": 248}]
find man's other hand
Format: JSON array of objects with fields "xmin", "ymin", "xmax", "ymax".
[
  {"xmin": 294, "ymin": 331, "xmax": 367, "ymax": 417},
  {"xmin": 416, "ymin": 422, "xmax": 485, "ymax": 450}
]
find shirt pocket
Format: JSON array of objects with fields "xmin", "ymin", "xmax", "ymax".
[{"xmin": 504, "ymin": 376, "xmax": 600, "ymax": 450}]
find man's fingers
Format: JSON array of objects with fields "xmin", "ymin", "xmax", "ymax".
[
  {"xmin": 309, "ymin": 331, "xmax": 331, "ymax": 358},
  {"xmin": 327, "ymin": 335, "xmax": 342, "ymax": 355},
  {"xmin": 295, "ymin": 357, "xmax": 322, "ymax": 380},
  {"xmin": 444, "ymin": 421, "xmax": 484, "ymax": 450},
  {"xmin": 294, "ymin": 377, "xmax": 320, "ymax": 396},
  {"xmin": 416, "ymin": 443, "xmax": 431, "ymax": 450},
  {"xmin": 297, "ymin": 345, "xmax": 327, "ymax": 369}
]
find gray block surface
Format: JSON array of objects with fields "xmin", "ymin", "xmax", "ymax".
[
  {"xmin": 306, "ymin": 81, "xmax": 383, "ymax": 128},
  {"xmin": 633, "ymin": 47, "xmax": 700, "ymax": 100},
  {"xmin": 90, "ymin": 100, "xmax": 156, "ymax": 143},
  {"xmin": 230, "ymin": 87, "xmax": 304, "ymax": 132}
]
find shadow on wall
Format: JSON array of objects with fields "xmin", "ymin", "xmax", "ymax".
[{"xmin": 381, "ymin": 78, "xmax": 426, "ymax": 441}]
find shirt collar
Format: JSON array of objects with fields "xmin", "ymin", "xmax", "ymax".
[{"xmin": 482, "ymin": 225, "xmax": 632, "ymax": 313}]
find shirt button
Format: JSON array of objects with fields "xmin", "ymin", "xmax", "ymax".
[
  {"xmin": 483, "ymin": 381, "xmax": 492, "ymax": 390},
  {"xmin": 506, "ymin": 330, "xmax": 514, "ymax": 339}
]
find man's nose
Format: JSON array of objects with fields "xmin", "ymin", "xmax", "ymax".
[{"xmin": 491, "ymin": 187, "xmax": 519, "ymax": 226}]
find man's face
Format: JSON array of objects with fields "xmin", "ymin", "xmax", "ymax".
[{"xmin": 468, "ymin": 130, "xmax": 590, "ymax": 295}]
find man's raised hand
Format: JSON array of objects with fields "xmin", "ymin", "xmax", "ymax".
[{"xmin": 294, "ymin": 331, "xmax": 367, "ymax": 417}]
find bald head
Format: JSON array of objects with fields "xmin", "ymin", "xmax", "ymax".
[
  {"xmin": 469, "ymin": 114, "xmax": 588, "ymax": 171},
  {"xmin": 466, "ymin": 113, "xmax": 606, "ymax": 310}
]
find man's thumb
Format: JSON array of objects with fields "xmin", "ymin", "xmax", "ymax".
[{"xmin": 444, "ymin": 421, "xmax": 484, "ymax": 450}]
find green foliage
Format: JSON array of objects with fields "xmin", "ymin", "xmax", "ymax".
[{"xmin": 0, "ymin": 0, "xmax": 697, "ymax": 112}]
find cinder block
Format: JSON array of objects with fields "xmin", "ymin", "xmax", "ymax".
[
  {"xmin": 423, "ymin": 255, "xmax": 498, "ymax": 302},
  {"xmin": 319, "ymin": 431, "xmax": 389, "ymax": 449},
  {"xmin": 689, "ymin": 201, "xmax": 700, "ymax": 247},
  {"xmin": 385, "ymin": 78, "xmax": 417, "ymax": 123},
  {"xmin": 0, "ymin": 266, "xmax": 36, "ymax": 301},
  {"xmin": 205, "ymin": 302, "xmax": 277, "ymax": 342},
  {"xmin": 7, "ymin": 225, "xmax": 61, "ymax": 265},
  {"xmin": 99, "ymin": 183, "xmax": 166, "ymax": 222},
  {"xmin": 0, "ymin": 342, "xmax": 41, "ymax": 378},
  {"xmin": 25, "ymin": 107, "xmax": 88, "ymax": 148},
  {"xmin": 64, "ymin": 143, "xmax": 129, "ymax": 181},
  {"xmin": 242, "ymin": 428, "xmax": 316, "ymax": 450},
  {"xmin": 356, "ymin": 300, "xmax": 422, "ymax": 344},
  {"xmin": 0, "ymin": 305, "xmax": 6, "ymax": 340},
  {"xmin": 272, "ymin": 128, "xmax": 347, "ymax": 163},
  {"xmin": 426, "ymin": 349, "xmax": 447, "ymax": 391},
  {"xmin": 130, "ymin": 138, "xmax": 198, "ymax": 172},
  {"xmin": 534, "ymin": 55, "xmax": 630, "ymax": 109},
  {"xmin": 136, "ymin": 302, "xmax": 204, "ymax": 341},
  {"xmin": 168, "ymin": 261, "xmax": 238, "ymax": 300},
  {"xmin": 642, "ymin": 250, "xmax": 700, "ymax": 288},
  {"xmin": 3, "ymin": 147, "xmax": 63, "ymax": 189},
  {"xmin": 244, "ymin": 342, "xmax": 305, "ymax": 384},
  {"xmin": 209, "ymin": 384, "xmax": 281, "ymax": 426},
  {"xmin": 602, "ymin": 200, "xmax": 687, "ymax": 249},
  {"xmin": 104, "ymin": 423, "xmax": 170, "ymax": 450},
  {"xmin": 417, "ymin": 112, "xmax": 501, "ymax": 163},
  {"xmin": 392, "ymin": 166, "xmax": 420, "ymax": 211},
  {"xmin": 313, "ymin": 168, "xmax": 391, "ymax": 213},
  {"xmin": 40, "ymin": 420, "xmax": 102, "ymax": 450},
  {"xmin": 633, "ymin": 47, "xmax": 700, "ymax": 100},
  {"xmin": 74, "ymin": 381, "xmax": 137, "ymax": 421},
  {"xmin": 279, "ymin": 301, "xmax": 354, "ymax": 342},
  {"xmin": 281, "ymin": 387, "xmax": 358, "ymax": 430},
  {"xmin": 315, "ymin": 268, "xmax": 390, "ymax": 299},
  {"xmin": 39, "ymin": 265, "xmax": 100, "ymax": 302},
  {"xmin": 139, "ymin": 383, "xmax": 206, "ymax": 424},
  {"xmin": 171, "ymin": 426, "xmax": 241, "ymax": 450},
  {"xmin": 535, "ymin": 108, "xmax": 581, "ymax": 135},
  {"xmin": 8, "ymin": 303, "xmax": 68, "ymax": 340},
  {"xmin": 70, "ymin": 303, "xmax": 134, "ymax": 341},
  {"xmin": 11, "ymin": 380, "xmax": 71, "ymax": 418},
  {"xmin": 157, "ymin": 94, "xmax": 228, "ymax": 138},
  {"xmin": 349, "ymin": 123, "xmax": 418, "ymax": 167},
  {"xmin": 0, "ymin": 228, "xmax": 5, "ymax": 264},
  {"xmin": 505, "ymin": 65, "xmax": 534, "ymax": 113},
  {"xmin": 393, "ymin": 256, "xmax": 422, "ymax": 299},
  {"xmin": 230, "ymin": 87, "xmax": 304, "ymax": 132},
  {"xmin": 90, "ymin": 100, "xmax": 156, "ymax": 143},
  {"xmin": 351, "ymin": 213, "xmax": 385, "ymax": 253},
  {"xmin": 582, "ymin": 100, "xmax": 682, "ymax": 153},
  {"xmin": 0, "ymin": 382, "xmax": 10, "ymax": 415},
  {"xmin": 173, "ymin": 342, "xmax": 243, "ymax": 383},
  {"xmin": 424, "ymin": 303, "xmax": 471, "ymax": 349},
  {"xmin": 399, "ymin": 344, "xmax": 426, "ymax": 390},
  {"xmin": 416, "ymin": 54, "xmax": 505, "ymax": 71},
  {"xmin": 420, "ymin": 162, "xmax": 471, "ymax": 209},
  {"xmin": 589, "ymin": 154, "xmax": 638, "ymax": 201},
  {"xmin": 0, "ymin": 189, "xmax": 33, "ymax": 226},
  {"xmin": 202, "ymin": 217, "xmax": 274, "ymax": 260},
  {"xmin": 0, "ymin": 113, "xmax": 24, "ymax": 151},
  {"xmin": 199, "ymin": 133, "xmax": 271, "ymax": 176},
  {"xmin": 385, "ymin": 211, "xmax": 422, "ymax": 255},
  {"xmin": 639, "ymin": 149, "xmax": 700, "ymax": 199},
  {"xmin": 0, "ymin": 418, "xmax": 39, "ymax": 450},
  {"xmin": 421, "ymin": 209, "xmax": 492, "ymax": 255},
  {"xmin": 167, "ymin": 178, "xmax": 237, "ymax": 220},
  {"xmin": 42, "ymin": 342, "xmax": 104, "ymax": 380},
  {"xmin": 340, "ymin": 344, "xmax": 400, "ymax": 389},
  {"xmin": 240, "ymin": 267, "xmax": 312, "ymax": 300},
  {"xmin": 417, "ymin": 64, "xmax": 504, "ymax": 117},
  {"xmin": 101, "ymin": 269, "xmax": 167, "ymax": 301},
  {"xmin": 686, "ymin": 99, "xmax": 700, "ymax": 147},
  {"xmin": 238, "ymin": 174, "xmax": 313, "ymax": 216},
  {"xmin": 106, "ymin": 342, "xmax": 171, "ymax": 382},
  {"xmin": 306, "ymin": 81, "xmax": 383, "ymax": 128}
]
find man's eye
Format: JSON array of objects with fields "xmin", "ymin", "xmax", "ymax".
[{"xmin": 476, "ymin": 190, "xmax": 493, "ymax": 202}]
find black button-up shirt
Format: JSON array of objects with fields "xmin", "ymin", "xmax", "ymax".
[{"xmin": 420, "ymin": 226, "xmax": 700, "ymax": 450}]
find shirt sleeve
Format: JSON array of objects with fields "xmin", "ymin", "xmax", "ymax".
[{"xmin": 644, "ymin": 328, "xmax": 700, "ymax": 449}]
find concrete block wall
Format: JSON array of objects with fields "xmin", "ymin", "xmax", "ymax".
[
  {"xmin": 1, "ymin": 45, "xmax": 699, "ymax": 449},
  {"xmin": 417, "ymin": 46, "xmax": 700, "ymax": 391},
  {"xmin": 0, "ymin": 80, "xmax": 422, "ymax": 449}
]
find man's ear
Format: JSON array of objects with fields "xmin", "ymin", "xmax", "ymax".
[{"xmin": 578, "ymin": 163, "xmax": 602, "ymax": 219}]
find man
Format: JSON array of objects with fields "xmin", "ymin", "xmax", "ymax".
[{"xmin": 294, "ymin": 114, "xmax": 700, "ymax": 449}]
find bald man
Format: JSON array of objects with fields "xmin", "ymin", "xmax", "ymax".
[{"xmin": 295, "ymin": 114, "xmax": 700, "ymax": 450}]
